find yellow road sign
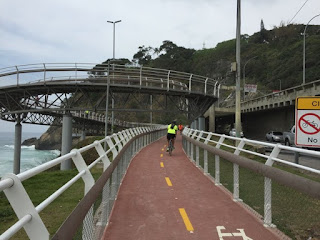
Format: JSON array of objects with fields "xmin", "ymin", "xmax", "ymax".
[{"xmin": 296, "ymin": 97, "xmax": 320, "ymax": 110}]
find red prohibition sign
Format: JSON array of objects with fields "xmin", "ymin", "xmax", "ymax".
[{"xmin": 298, "ymin": 113, "xmax": 320, "ymax": 135}]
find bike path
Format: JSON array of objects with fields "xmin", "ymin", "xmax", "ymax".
[{"xmin": 102, "ymin": 135, "xmax": 287, "ymax": 240}]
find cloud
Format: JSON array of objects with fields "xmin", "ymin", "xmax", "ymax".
[{"xmin": 0, "ymin": 0, "xmax": 319, "ymax": 132}]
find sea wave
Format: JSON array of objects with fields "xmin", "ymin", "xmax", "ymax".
[
  {"xmin": 4, "ymin": 145, "xmax": 36, "ymax": 150},
  {"xmin": 50, "ymin": 149, "xmax": 61, "ymax": 156}
]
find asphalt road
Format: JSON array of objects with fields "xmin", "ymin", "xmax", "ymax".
[{"xmin": 263, "ymin": 142, "xmax": 320, "ymax": 170}]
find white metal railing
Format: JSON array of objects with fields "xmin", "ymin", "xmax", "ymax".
[
  {"xmin": 182, "ymin": 127, "xmax": 320, "ymax": 227},
  {"xmin": 0, "ymin": 126, "xmax": 166, "ymax": 240},
  {"xmin": 0, "ymin": 63, "xmax": 221, "ymax": 97},
  {"xmin": 70, "ymin": 110, "xmax": 162, "ymax": 128},
  {"xmin": 183, "ymin": 128, "xmax": 320, "ymax": 174}
]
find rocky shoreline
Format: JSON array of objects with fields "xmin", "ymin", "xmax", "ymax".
[{"xmin": 22, "ymin": 126, "xmax": 63, "ymax": 150}]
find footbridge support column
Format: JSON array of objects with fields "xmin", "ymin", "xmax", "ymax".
[
  {"xmin": 81, "ymin": 130, "xmax": 86, "ymax": 141},
  {"xmin": 13, "ymin": 116, "xmax": 22, "ymax": 174},
  {"xmin": 198, "ymin": 116, "xmax": 205, "ymax": 131},
  {"xmin": 204, "ymin": 105, "xmax": 216, "ymax": 133},
  {"xmin": 61, "ymin": 113, "xmax": 73, "ymax": 170},
  {"xmin": 191, "ymin": 121, "xmax": 196, "ymax": 129},
  {"xmin": 209, "ymin": 105, "xmax": 215, "ymax": 132}
]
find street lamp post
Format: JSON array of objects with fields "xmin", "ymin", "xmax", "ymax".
[
  {"xmin": 107, "ymin": 20, "xmax": 121, "ymax": 138},
  {"xmin": 243, "ymin": 56, "xmax": 257, "ymax": 100},
  {"xmin": 279, "ymin": 79, "xmax": 282, "ymax": 91},
  {"xmin": 303, "ymin": 14, "xmax": 320, "ymax": 85},
  {"xmin": 107, "ymin": 20, "xmax": 121, "ymax": 59},
  {"xmin": 235, "ymin": 0, "xmax": 241, "ymax": 139}
]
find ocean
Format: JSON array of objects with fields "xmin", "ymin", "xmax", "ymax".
[{"xmin": 0, "ymin": 132, "xmax": 60, "ymax": 177}]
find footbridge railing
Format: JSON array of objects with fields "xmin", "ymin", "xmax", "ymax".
[
  {"xmin": 220, "ymin": 78, "xmax": 320, "ymax": 112},
  {"xmin": 0, "ymin": 63, "xmax": 220, "ymax": 97},
  {"xmin": 182, "ymin": 127, "xmax": 320, "ymax": 238},
  {"xmin": 0, "ymin": 126, "xmax": 166, "ymax": 240}
]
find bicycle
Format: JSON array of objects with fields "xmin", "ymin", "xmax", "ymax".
[
  {"xmin": 168, "ymin": 139, "xmax": 174, "ymax": 156},
  {"xmin": 302, "ymin": 120, "xmax": 318, "ymax": 129}
]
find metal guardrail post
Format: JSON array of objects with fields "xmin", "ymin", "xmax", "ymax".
[
  {"xmin": 94, "ymin": 141, "xmax": 111, "ymax": 170},
  {"xmin": 75, "ymin": 63, "xmax": 77, "ymax": 79},
  {"xmin": 139, "ymin": 135, "xmax": 143, "ymax": 150},
  {"xmin": 113, "ymin": 133, "xmax": 123, "ymax": 151},
  {"xmin": 71, "ymin": 150, "xmax": 95, "ymax": 193},
  {"xmin": 190, "ymin": 141, "xmax": 194, "ymax": 162},
  {"xmin": 189, "ymin": 74, "xmax": 192, "ymax": 93},
  {"xmin": 134, "ymin": 138, "xmax": 138, "ymax": 154},
  {"xmin": 195, "ymin": 131, "xmax": 203, "ymax": 167},
  {"xmin": 94, "ymin": 140, "xmax": 111, "ymax": 229},
  {"xmin": 116, "ymin": 157, "xmax": 121, "ymax": 189},
  {"xmin": 129, "ymin": 129, "xmax": 135, "ymax": 137},
  {"xmin": 214, "ymin": 135, "xmax": 225, "ymax": 185},
  {"xmin": 106, "ymin": 137, "xmax": 118, "ymax": 159},
  {"xmin": 264, "ymin": 144, "xmax": 280, "ymax": 227},
  {"xmin": 233, "ymin": 139, "xmax": 245, "ymax": 201},
  {"xmin": 71, "ymin": 150, "xmax": 95, "ymax": 240},
  {"xmin": 97, "ymin": 178, "xmax": 111, "ymax": 229},
  {"xmin": 15, "ymin": 66, "xmax": 19, "ymax": 85},
  {"xmin": 204, "ymin": 78, "xmax": 208, "ymax": 95},
  {"xmin": 109, "ymin": 168, "xmax": 118, "ymax": 217},
  {"xmin": 119, "ymin": 131, "xmax": 126, "ymax": 144},
  {"xmin": 184, "ymin": 129, "xmax": 191, "ymax": 157},
  {"xmin": 196, "ymin": 143, "xmax": 199, "ymax": 166},
  {"xmin": 214, "ymin": 81, "xmax": 218, "ymax": 97},
  {"xmin": 1, "ymin": 174, "xmax": 49, "ymax": 239},
  {"xmin": 204, "ymin": 133, "xmax": 213, "ymax": 174},
  {"xmin": 140, "ymin": 66, "xmax": 142, "ymax": 88},
  {"xmin": 43, "ymin": 63, "xmax": 46, "ymax": 82},
  {"xmin": 167, "ymin": 70, "xmax": 170, "ymax": 91}
]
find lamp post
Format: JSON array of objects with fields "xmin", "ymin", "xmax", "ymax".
[
  {"xmin": 279, "ymin": 79, "xmax": 282, "ymax": 91},
  {"xmin": 243, "ymin": 56, "xmax": 257, "ymax": 100},
  {"xmin": 303, "ymin": 14, "xmax": 320, "ymax": 85},
  {"xmin": 235, "ymin": 0, "xmax": 241, "ymax": 138},
  {"xmin": 107, "ymin": 20, "xmax": 121, "ymax": 138},
  {"xmin": 107, "ymin": 20, "xmax": 121, "ymax": 59}
]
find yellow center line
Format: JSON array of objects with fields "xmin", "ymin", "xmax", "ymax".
[
  {"xmin": 160, "ymin": 153, "xmax": 163, "ymax": 157},
  {"xmin": 165, "ymin": 177, "xmax": 172, "ymax": 186},
  {"xmin": 160, "ymin": 162, "xmax": 164, "ymax": 168},
  {"xmin": 179, "ymin": 208, "xmax": 194, "ymax": 232},
  {"xmin": 161, "ymin": 148, "xmax": 164, "ymax": 151}
]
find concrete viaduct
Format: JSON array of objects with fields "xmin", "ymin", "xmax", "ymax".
[{"xmin": 204, "ymin": 78, "xmax": 320, "ymax": 139}]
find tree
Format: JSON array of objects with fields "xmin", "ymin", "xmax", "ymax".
[{"xmin": 132, "ymin": 45, "xmax": 154, "ymax": 65}]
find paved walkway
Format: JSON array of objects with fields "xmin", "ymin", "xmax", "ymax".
[{"xmin": 102, "ymin": 135, "xmax": 287, "ymax": 240}]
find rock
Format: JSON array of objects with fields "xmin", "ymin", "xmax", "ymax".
[
  {"xmin": 35, "ymin": 126, "xmax": 62, "ymax": 150},
  {"xmin": 22, "ymin": 137, "xmax": 37, "ymax": 146}
]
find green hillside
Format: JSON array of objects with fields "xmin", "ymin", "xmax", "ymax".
[{"xmin": 132, "ymin": 23, "xmax": 320, "ymax": 93}]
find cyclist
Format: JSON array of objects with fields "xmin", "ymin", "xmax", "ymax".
[
  {"xmin": 178, "ymin": 124, "xmax": 184, "ymax": 135},
  {"xmin": 167, "ymin": 120, "xmax": 178, "ymax": 152}
]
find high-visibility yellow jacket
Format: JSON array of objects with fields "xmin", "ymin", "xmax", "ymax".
[{"xmin": 167, "ymin": 124, "xmax": 178, "ymax": 134}]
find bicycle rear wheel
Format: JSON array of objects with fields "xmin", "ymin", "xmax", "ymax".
[{"xmin": 168, "ymin": 139, "xmax": 173, "ymax": 156}]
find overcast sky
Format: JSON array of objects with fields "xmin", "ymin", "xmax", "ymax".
[{"xmin": 0, "ymin": 0, "xmax": 319, "ymax": 133}]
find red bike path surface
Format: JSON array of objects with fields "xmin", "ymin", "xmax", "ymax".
[{"xmin": 102, "ymin": 135, "xmax": 288, "ymax": 240}]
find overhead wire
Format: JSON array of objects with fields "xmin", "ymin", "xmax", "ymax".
[{"xmin": 288, "ymin": 0, "xmax": 310, "ymax": 24}]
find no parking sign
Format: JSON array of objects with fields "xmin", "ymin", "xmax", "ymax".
[{"xmin": 295, "ymin": 97, "xmax": 320, "ymax": 147}]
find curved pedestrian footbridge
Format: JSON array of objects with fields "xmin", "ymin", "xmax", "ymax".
[{"xmin": 0, "ymin": 63, "xmax": 220, "ymax": 126}]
